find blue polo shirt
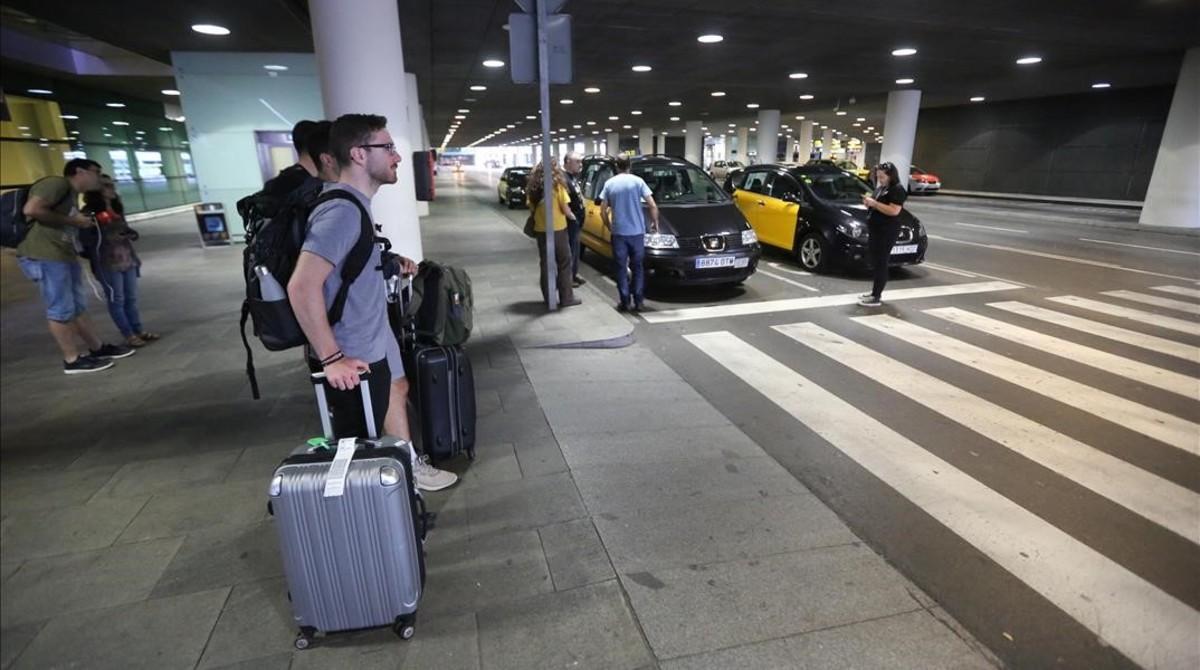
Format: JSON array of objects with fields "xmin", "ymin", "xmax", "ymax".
[{"xmin": 599, "ymin": 173, "xmax": 652, "ymax": 237}]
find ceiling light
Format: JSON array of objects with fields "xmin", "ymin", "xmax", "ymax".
[
  {"xmin": 469, "ymin": 85, "xmax": 487, "ymax": 91},
  {"xmin": 788, "ymin": 72, "xmax": 808, "ymax": 79},
  {"xmin": 103, "ymin": 133, "xmax": 113, "ymax": 137},
  {"xmin": 527, "ymin": 115, "xmax": 537, "ymax": 120},
  {"xmin": 711, "ymin": 91, "xmax": 725, "ymax": 97},
  {"xmin": 891, "ymin": 48, "xmax": 917, "ymax": 57},
  {"xmin": 631, "ymin": 65, "xmax": 652, "ymax": 72},
  {"xmin": 668, "ymin": 101, "xmax": 682, "ymax": 107},
  {"xmin": 623, "ymin": 125, "xmax": 632, "ymax": 129},
  {"xmin": 560, "ymin": 99, "xmax": 574, "ymax": 104},
  {"xmin": 135, "ymin": 130, "xmax": 146, "ymax": 134},
  {"xmin": 112, "ymin": 121, "xmax": 130, "ymax": 126},
  {"xmin": 969, "ymin": 96, "xmax": 986, "ymax": 102},
  {"xmin": 1016, "ymin": 56, "xmax": 1042, "ymax": 65},
  {"xmin": 670, "ymin": 116, "xmax": 680, "ymax": 121},
  {"xmin": 749, "ymin": 128, "xmax": 756, "ymax": 132},
  {"xmin": 853, "ymin": 123, "xmax": 861, "ymax": 127},
  {"xmin": 263, "ymin": 65, "xmax": 288, "ymax": 72},
  {"xmin": 856, "ymin": 117, "xmax": 866, "ymax": 122},
  {"xmin": 631, "ymin": 110, "xmax": 643, "ymax": 115},
  {"xmin": 106, "ymin": 102, "xmax": 126, "ymax": 108},
  {"xmin": 586, "ymin": 121, "xmax": 596, "ymax": 125},
  {"xmin": 60, "ymin": 114, "xmax": 79, "ymax": 120},
  {"xmin": 1092, "ymin": 82, "xmax": 1111, "ymax": 89},
  {"xmin": 191, "ymin": 24, "xmax": 230, "ymax": 36},
  {"xmin": 573, "ymin": 124, "xmax": 581, "ymax": 128},
  {"xmin": 27, "ymin": 88, "xmax": 53, "ymax": 95},
  {"xmin": 454, "ymin": 114, "xmax": 467, "ymax": 119},
  {"xmin": 799, "ymin": 94, "xmax": 814, "ymax": 100},
  {"xmin": 795, "ymin": 115, "xmax": 805, "ymax": 120},
  {"xmin": 507, "ymin": 124, "xmax": 516, "ymax": 128},
  {"xmin": 482, "ymin": 59, "xmax": 505, "ymax": 68},
  {"xmin": 458, "ymin": 108, "xmax": 470, "ymax": 113},
  {"xmin": 584, "ymin": 87, "xmax": 601, "ymax": 93},
  {"xmin": 836, "ymin": 111, "xmax": 847, "ymax": 116},
  {"xmin": 697, "ymin": 34, "xmax": 723, "ymax": 43},
  {"xmin": 728, "ymin": 123, "xmax": 736, "ymax": 127},
  {"xmin": 159, "ymin": 127, "xmax": 173, "ymax": 131},
  {"xmin": 608, "ymin": 116, "xmax": 619, "ymax": 120},
  {"xmin": 895, "ymin": 78, "xmax": 915, "ymax": 85},
  {"xmin": 746, "ymin": 103, "xmax": 760, "ymax": 109}
]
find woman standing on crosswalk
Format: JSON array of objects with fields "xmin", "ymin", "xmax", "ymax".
[{"xmin": 858, "ymin": 162, "xmax": 908, "ymax": 307}]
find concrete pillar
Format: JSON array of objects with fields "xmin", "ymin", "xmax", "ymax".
[
  {"xmin": 311, "ymin": 0, "xmax": 421, "ymax": 259},
  {"xmin": 785, "ymin": 136, "xmax": 798, "ymax": 162},
  {"xmin": 722, "ymin": 134, "xmax": 733, "ymax": 161},
  {"xmin": 657, "ymin": 133, "xmax": 668, "ymax": 155},
  {"xmin": 799, "ymin": 120, "xmax": 815, "ymax": 160},
  {"xmin": 404, "ymin": 73, "xmax": 429, "ymax": 216},
  {"xmin": 583, "ymin": 138, "xmax": 595, "ymax": 154},
  {"xmin": 756, "ymin": 109, "xmax": 780, "ymax": 164},
  {"xmin": 606, "ymin": 132, "xmax": 620, "ymax": 156},
  {"xmin": 821, "ymin": 127, "xmax": 834, "ymax": 159},
  {"xmin": 639, "ymin": 127, "xmax": 654, "ymax": 155},
  {"xmin": 880, "ymin": 89, "xmax": 922, "ymax": 189},
  {"xmin": 1141, "ymin": 47, "xmax": 1199, "ymax": 228},
  {"xmin": 736, "ymin": 127, "xmax": 749, "ymax": 162},
  {"xmin": 684, "ymin": 120, "xmax": 703, "ymax": 165}
]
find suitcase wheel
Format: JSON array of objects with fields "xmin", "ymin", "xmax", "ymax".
[
  {"xmin": 467, "ymin": 448, "xmax": 476, "ymax": 461},
  {"xmin": 294, "ymin": 628, "xmax": 315, "ymax": 650},
  {"xmin": 393, "ymin": 614, "xmax": 417, "ymax": 640}
]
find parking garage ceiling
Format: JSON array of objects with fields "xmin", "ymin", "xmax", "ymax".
[{"xmin": 2, "ymin": 0, "xmax": 1197, "ymax": 147}]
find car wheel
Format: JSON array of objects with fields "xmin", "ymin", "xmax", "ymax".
[{"xmin": 796, "ymin": 232, "xmax": 829, "ymax": 273}]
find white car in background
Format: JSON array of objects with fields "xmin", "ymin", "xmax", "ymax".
[{"xmin": 709, "ymin": 160, "xmax": 744, "ymax": 182}]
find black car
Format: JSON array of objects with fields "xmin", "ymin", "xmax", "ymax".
[
  {"xmin": 497, "ymin": 167, "xmax": 531, "ymax": 208},
  {"xmin": 578, "ymin": 155, "xmax": 761, "ymax": 286},
  {"xmin": 725, "ymin": 164, "xmax": 927, "ymax": 273}
]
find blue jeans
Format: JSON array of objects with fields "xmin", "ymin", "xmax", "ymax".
[
  {"xmin": 18, "ymin": 257, "xmax": 87, "ymax": 322},
  {"xmin": 611, "ymin": 234, "xmax": 645, "ymax": 306},
  {"xmin": 96, "ymin": 266, "xmax": 143, "ymax": 337}
]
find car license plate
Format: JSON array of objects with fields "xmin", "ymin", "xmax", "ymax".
[
  {"xmin": 891, "ymin": 244, "xmax": 919, "ymax": 255},
  {"xmin": 696, "ymin": 256, "xmax": 736, "ymax": 269}
]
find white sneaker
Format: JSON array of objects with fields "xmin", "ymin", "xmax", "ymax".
[{"xmin": 413, "ymin": 455, "xmax": 458, "ymax": 492}]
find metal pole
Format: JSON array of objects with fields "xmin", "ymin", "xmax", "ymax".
[{"xmin": 536, "ymin": 0, "xmax": 557, "ymax": 310}]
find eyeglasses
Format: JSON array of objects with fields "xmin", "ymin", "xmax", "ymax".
[{"xmin": 358, "ymin": 142, "xmax": 398, "ymax": 154}]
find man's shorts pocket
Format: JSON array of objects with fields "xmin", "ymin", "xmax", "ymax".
[{"xmin": 17, "ymin": 257, "xmax": 43, "ymax": 283}]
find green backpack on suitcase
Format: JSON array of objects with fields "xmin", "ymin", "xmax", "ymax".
[{"xmin": 404, "ymin": 261, "xmax": 473, "ymax": 346}]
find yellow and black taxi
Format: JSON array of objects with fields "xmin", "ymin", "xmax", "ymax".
[
  {"xmin": 578, "ymin": 155, "xmax": 761, "ymax": 286},
  {"xmin": 497, "ymin": 166, "xmax": 531, "ymax": 208},
  {"xmin": 726, "ymin": 163, "xmax": 927, "ymax": 273}
]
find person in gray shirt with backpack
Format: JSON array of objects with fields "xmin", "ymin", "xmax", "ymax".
[{"xmin": 287, "ymin": 113, "xmax": 457, "ymax": 492}]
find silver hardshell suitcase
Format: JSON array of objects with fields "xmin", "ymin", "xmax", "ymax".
[{"xmin": 268, "ymin": 372, "xmax": 426, "ymax": 650}]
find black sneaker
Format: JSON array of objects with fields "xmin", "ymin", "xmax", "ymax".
[
  {"xmin": 91, "ymin": 343, "xmax": 136, "ymax": 359},
  {"xmin": 616, "ymin": 302, "xmax": 629, "ymax": 313},
  {"xmin": 64, "ymin": 355, "xmax": 115, "ymax": 375},
  {"xmin": 572, "ymin": 276, "xmax": 587, "ymax": 287}
]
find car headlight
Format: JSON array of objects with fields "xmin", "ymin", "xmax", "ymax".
[
  {"xmin": 741, "ymin": 228, "xmax": 758, "ymax": 246},
  {"xmin": 645, "ymin": 233, "xmax": 679, "ymax": 249},
  {"xmin": 836, "ymin": 220, "xmax": 868, "ymax": 241}
]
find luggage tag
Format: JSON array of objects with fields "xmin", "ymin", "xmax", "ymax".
[{"xmin": 323, "ymin": 437, "xmax": 358, "ymax": 498}]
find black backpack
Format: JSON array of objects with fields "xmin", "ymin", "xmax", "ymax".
[
  {"xmin": 238, "ymin": 184, "xmax": 377, "ymax": 399},
  {"xmin": 1, "ymin": 177, "xmax": 72, "ymax": 248}
]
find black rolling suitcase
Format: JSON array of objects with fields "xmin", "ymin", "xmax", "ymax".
[{"xmin": 390, "ymin": 277, "xmax": 477, "ymax": 462}]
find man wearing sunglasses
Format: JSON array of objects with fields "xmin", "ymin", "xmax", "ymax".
[{"xmin": 287, "ymin": 113, "xmax": 458, "ymax": 492}]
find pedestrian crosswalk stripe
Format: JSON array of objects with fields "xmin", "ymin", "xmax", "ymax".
[
  {"xmin": 854, "ymin": 315, "xmax": 1200, "ymax": 454},
  {"xmin": 1101, "ymin": 290, "xmax": 1200, "ymax": 316},
  {"xmin": 773, "ymin": 322, "xmax": 1200, "ymax": 544},
  {"xmin": 684, "ymin": 330, "xmax": 1200, "ymax": 670},
  {"xmin": 1047, "ymin": 296, "xmax": 1200, "ymax": 336},
  {"xmin": 988, "ymin": 301, "xmax": 1200, "ymax": 364},
  {"xmin": 926, "ymin": 307, "xmax": 1200, "ymax": 400},
  {"xmin": 640, "ymin": 280, "xmax": 1022, "ymax": 324},
  {"xmin": 1151, "ymin": 285, "xmax": 1200, "ymax": 300}
]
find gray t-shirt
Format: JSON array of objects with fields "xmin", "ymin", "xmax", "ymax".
[{"xmin": 302, "ymin": 183, "xmax": 401, "ymax": 377}]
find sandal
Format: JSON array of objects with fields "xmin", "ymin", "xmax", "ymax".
[
  {"xmin": 126, "ymin": 335, "xmax": 147, "ymax": 347},
  {"xmin": 138, "ymin": 332, "xmax": 161, "ymax": 341}
]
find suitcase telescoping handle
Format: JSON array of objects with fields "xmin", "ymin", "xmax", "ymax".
[{"xmin": 310, "ymin": 370, "xmax": 378, "ymax": 440}]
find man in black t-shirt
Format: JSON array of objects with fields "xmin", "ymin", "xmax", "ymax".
[
  {"xmin": 262, "ymin": 120, "xmax": 320, "ymax": 197},
  {"xmin": 563, "ymin": 153, "xmax": 587, "ymax": 287}
]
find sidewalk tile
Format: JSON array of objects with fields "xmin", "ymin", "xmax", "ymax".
[
  {"xmin": 2, "ymin": 537, "xmax": 183, "ymax": 627},
  {"xmin": 621, "ymin": 544, "xmax": 920, "ymax": 659},
  {"xmin": 11, "ymin": 587, "xmax": 228, "ymax": 670},
  {"xmin": 476, "ymin": 580, "xmax": 653, "ymax": 670}
]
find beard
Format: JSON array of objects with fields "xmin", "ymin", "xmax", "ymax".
[{"xmin": 370, "ymin": 160, "xmax": 399, "ymax": 185}]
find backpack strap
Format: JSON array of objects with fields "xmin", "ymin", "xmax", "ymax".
[
  {"xmin": 311, "ymin": 190, "xmax": 377, "ymax": 326},
  {"xmin": 239, "ymin": 300, "xmax": 262, "ymax": 400}
]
